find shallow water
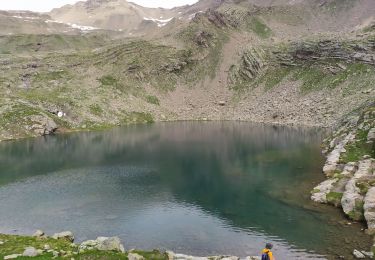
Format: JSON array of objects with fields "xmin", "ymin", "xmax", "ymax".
[{"xmin": 0, "ymin": 122, "xmax": 371, "ymax": 259}]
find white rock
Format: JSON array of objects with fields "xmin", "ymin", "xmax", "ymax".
[
  {"xmin": 4, "ymin": 254, "xmax": 22, "ymax": 259},
  {"xmin": 33, "ymin": 229, "xmax": 45, "ymax": 237},
  {"xmin": 341, "ymin": 179, "xmax": 363, "ymax": 215},
  {"xmin": 52, "ymin": 231, "xmax": 74, "ymax": 242},
  {"xmin": 0, "ymin": 240, "xmax": 4, "ymax": 245},
  {"xmin": 23, "ymin": 246, "xmax": 39, "ymax": 257},
  {"xmin": 96, "ymin": 237, "xmax": 125, "ymax": 253},
  {"xmin": 311, "ymin": 178, "xmax": 338, "ymax": 203},
  {"xmin": 128, "ymin": 253, "xmax": 145, "ymax": 260},
  {"xmin": 353, "ymin": 249, "xmax": 365, "ymax": 258},
  {"xmin": 44, "ymin": 244, "xmax": 51, "ymax": 250}
]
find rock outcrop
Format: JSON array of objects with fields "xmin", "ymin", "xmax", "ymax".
[
  {"xmin": 312, "ymin": 105, "xmax": 375, "ymax": 251},
  {"xmin": 80, "ymin": 236, "xmax": 125, "ymax": 253}
]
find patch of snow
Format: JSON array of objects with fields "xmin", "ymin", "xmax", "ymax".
[
  {"xmin": 143, "ymin": 17, "xmax": 173, "ymax": 27},
  {"xmin": 12, "ymin": 16, "xmax": 40, "ymax": 20},
  {"xmin": 45, "ymin": 20, "xmax": 99, "ymax": 31}
]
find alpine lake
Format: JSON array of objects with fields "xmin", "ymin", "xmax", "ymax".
[{"xmin": 0, "ymin": 122, "xmax": 372, "ymax": 259}]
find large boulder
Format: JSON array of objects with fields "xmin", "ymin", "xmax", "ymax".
[
  {"xmin": 80, "ymin": 237, "xmax": 125, "ymax": 253},
  {"xmin": 52, "ymin": 231, "xmax": 74, "ymax": 242},
  {"xmin": 96, "ymin": 237, "xmax": 125, "ymax": 252},
  {"xmin": 341, "ymin": 179, "xmax": 364, "ymax": 220},
  {"xmin": 29, "ymin": 115, "xmax": 57, "ymax": 136}
]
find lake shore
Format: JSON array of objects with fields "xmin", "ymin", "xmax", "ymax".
[{"xmin": 0, "ymin": 232, "xmax": 261, "ymax": 260}]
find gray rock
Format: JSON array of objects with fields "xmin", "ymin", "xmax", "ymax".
[
  {"xmin": 367, "ymin": 128, "xmax": 375, "ymax": 141},
  {"xmin": 311, "ymin": 178, "xmax": 338, "ymax": 203},
  {"xmin": 52, "ymin": 231, "xmax": 74, "ymax": 242},
  {"xmin": 29, "ymin": 115, "xmax": 57, "ymax": 136},
  {"xmin": 33, "ymin": 229, "xmax": 45, "ymax": 237},
  {"xmin": 353, "ymin": 249, "xmax": 365, "ymax": 258},
  {"xmin": 128, "ymin": 253, "xmax": 145, "ymax": 260},
  {"xmin": 361, "ymin": 251, "xmax": 374, "ymax": 258},
  {"xmin": 23, "ymin": 247, "xmax": 39, "ymax": 257},
  {"xmin": 96, "ymin": 237, "xmax": 125, "ymax": 253},
  {"xmin": 4, "ymin": 254, "xmax": 22, "ymax": 259},
  {"xmin": 364, "ymin": 187, "xmax": 375, "ymax": 234}
]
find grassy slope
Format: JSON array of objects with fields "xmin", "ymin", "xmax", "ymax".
[{"xmin": 0, "ymin": 234, "xmax": 168, "ymax": 260}]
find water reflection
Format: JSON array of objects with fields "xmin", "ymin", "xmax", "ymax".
[{"xmin": 0, "ymin": 122, "xmax": 369, "ymax": 258}]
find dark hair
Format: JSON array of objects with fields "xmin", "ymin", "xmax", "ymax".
[{"xmin": 266, "ymin": 243, "xmax": 273, "ymax": 249}]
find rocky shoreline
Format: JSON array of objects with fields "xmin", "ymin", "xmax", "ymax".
[
  {"xmin": 0, "ymin": 231, "xmax": 261, "ymax": 260},
  {"xmin": 311, "ymin": 104, "xmax": 375, "ymax": 258}
]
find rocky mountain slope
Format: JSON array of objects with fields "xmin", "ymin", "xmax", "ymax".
[{"xmin": 0, "ymin": 0, "xmax": 374, "ymax": 141}]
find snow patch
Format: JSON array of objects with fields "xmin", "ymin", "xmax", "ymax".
[
  {"xmin": 45, "ymin": 20, "xmax": 99, "ymax": 31},
  {"xmin": 143, "ymin": 17, "xmax": 173, "ymax": 27}
]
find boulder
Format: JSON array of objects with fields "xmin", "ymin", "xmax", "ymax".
[
  {"xmin": 52, "ymin": 231, "xmax": 74, "ymax": 242},
  {"xmin": 311, "ymin": 178, "xmax": 338, "ymax": 203},
  {"xmin": 341, "ymin": 179, "xmax": 363, "ymax": 220},
  {"xmin": 128, "ymin": 253, "xmax": 145, "ymax": 260},
  {"xmin": 368, "ymin": 128, "xmax": 375, "ymax": 141},
  {"xmin": 23, "ymin": 247, "xmax": 39, "ymax": 257},
  {"xmin": 96, "ymin": 237, "xmax": 125, "ymax": 253},
  {"xmin": 29, "ymin": 115, "xmax": 57, "ymax": 136},
  {"xmin": 33, "ymin": 229, "xmax": 45, "ymax": 237},
  {"xmin": 364, "ymin": 187, "xmax": 375, "ymax": 234},
  {"xmin": 353, "ymin": 249, "xmax": 365, "ymax": 258},
  {"xmin": 4, "ymin": 254, "xmax": 22, "ymax": 259}
]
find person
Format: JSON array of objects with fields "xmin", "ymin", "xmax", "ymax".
[{"xmin": 261, "ymin": 243, "xmax": 274, "ymax": 260}]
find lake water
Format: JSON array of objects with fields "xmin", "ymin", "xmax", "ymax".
[{"xmin": 0, "ymin": 122, "xmax": 371, "ymax": 259}]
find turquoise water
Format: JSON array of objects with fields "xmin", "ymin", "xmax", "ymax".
[{"xmin": 0, "ymin": 122, "xmax": 370, "ymax": 259}]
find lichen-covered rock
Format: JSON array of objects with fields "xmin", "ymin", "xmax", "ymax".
[
  {"xmin": 52, "ymin": 231, "xmax": 74, "ymax": 242},
  {"xmin": 80, "ymin": 237, "xmax": 125, "ymax": 253},
  {"xmin": 311, "ymin": 178, "xmax": 338, "ymax": 203},
  {"xmin": 341, "ymin": 179, "xmax": 364, "ymax": 220}
]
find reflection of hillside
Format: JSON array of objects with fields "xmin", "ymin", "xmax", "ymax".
[
  {"xmin": 0, "ymin": 122, "xmax": 323, "ymax": 184},
  {"xmin": 0, "ymin": 122, "xmax": 330, "ymax": 251}
]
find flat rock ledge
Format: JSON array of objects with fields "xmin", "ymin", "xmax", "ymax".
[{"xmin": 311, "ymin": 106, "xmax": 375, "ymax": 256}]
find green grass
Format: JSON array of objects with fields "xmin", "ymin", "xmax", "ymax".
[
  {"xmin": 348, "ymin": 200, "xmax": 365, "ymax": 221},
  {"xmin": 263, "ymin": 67, "xmax": 292, "ymax": 90},
  {"xmin": 89, "ymin": 104, "xmax": 103, "ymax": 116},
  {"xmin": 247, "ymin": 17, "xmax": 272, "ymax": 38},
  {"xmin": 341, "ymin": 129, "xmax": 374, "ymax": 163},
  {"xmin": 0, "ymin": 234, "xmax": 169, "ymax": 260},
  {"xmin": 98, "ymin": 75, "xmax": 118, "ymax": 86},
  {"xmin": 122, "ymin": 112, "xmax": 154, "ymax": 124},
  {"xmin": 326, "ymin": 192, "xmax": 343, "ymax": 207},
  {"xmin": 145, "ymin": 95, "xmax": 160, "ymax": 106}
]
